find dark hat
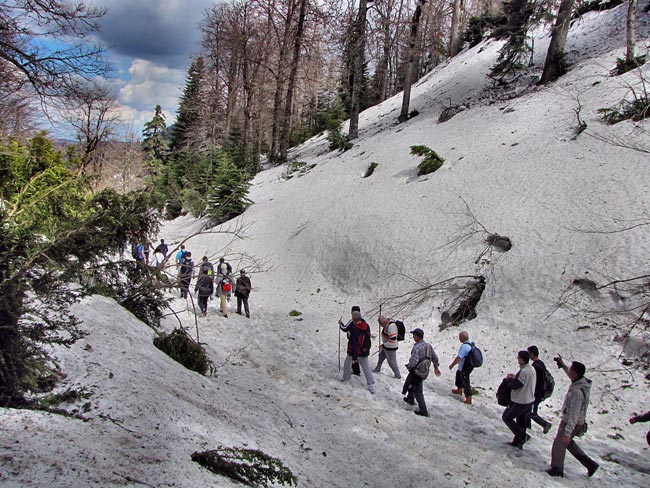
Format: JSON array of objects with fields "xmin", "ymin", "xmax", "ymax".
[
  {"xmin": 351, "ymin": 305, "xmax": 360, "ymax": 312},
  {"xmin": 571, "ymin": 361, "xmax": 586, "ymax": 378},
  {"xmin": 410, "ymin": 328, "xmax": 424, "ymax": 338}
]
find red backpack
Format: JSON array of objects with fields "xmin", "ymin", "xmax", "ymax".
[{"xmin": 222, "ymin": 279, "xmax": 232, "ymax": 293}]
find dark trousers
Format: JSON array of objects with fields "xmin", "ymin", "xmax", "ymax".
[
  {"xmin": 236, "ymin": 295, "xmax": 250, "ymax": 316},
  {"xmin": 551, "ymin": 421, "xmax": 598, "ymax": 473},
  {"xmin": 455, "ymin": 366, "xmax": 473, "ymax": 397},
  {"xmin": 528, "ymin": 398, "xmax": 551, "ymax": 429},
  {"xmin": 198, "ymin": 295, "xmax": 208, "ymax": 314},
  {"xmin": 503, "ymin": 401, "xmax": 533, "ymax": 442},
  {"xmin": 402, "ymin": 372, "xmax": 426, "ymax": 414}
]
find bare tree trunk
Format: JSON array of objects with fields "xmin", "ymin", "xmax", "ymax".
[
  {"xmin": 626, "ymin": 0, "xmax": 638, "ymax": 65},
  {"xmin": 398, "ymin": 0, "xmax": 426, "ymax": 123},
  {"xmin": 539, "ymin": 0, "xmax": 575, "ymax": 84},
  {"xmin": 348, "ymin": 0, "xmax": 370, "ymax": 141},
  {"xmin": 449, "ymin": 0, "xmax": 465, "ymax": 57},
  {"xmin": 279, "ymin": 0, "xmax": 307, "ymax": 161}
]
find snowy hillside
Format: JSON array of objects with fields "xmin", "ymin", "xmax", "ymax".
[{"xmin": 2, "ymin": 5, "xmax": 650, "ymax": 487}]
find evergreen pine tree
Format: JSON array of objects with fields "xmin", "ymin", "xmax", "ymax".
[
  {"xmin": 205, "ymin": 156, "xmax": 252, "ymax": 226},
  {"xmin": 142, "ymin": 105, "xmax": 168, "ymax": 170},
  {"xmin": 169, "ymin": 57, "xmax": 206, "ymax": 154}
]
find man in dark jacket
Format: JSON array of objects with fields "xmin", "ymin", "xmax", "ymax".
[
  {"xmin": 527, "ymin": 345, "xmax": 553, "ymax": 434},
  {"xmin": 235, "ymin": 269, "xmax": 252, "ymax": 318},
  {"xmin": 338, "ymin": 311, "xmax": 376, "ymax": 394},
  {"xmin": 547, "ymin": 357, "xmax": 599, "ymax": 478},
  {"xmin": 178, "ymin": 252, "xmax": 194, "ymax": 299},
  {"xmin": 194, "ymin": 268, "xmax": 213, "ymax": 316}
]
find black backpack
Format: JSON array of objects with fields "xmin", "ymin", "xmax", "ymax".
[
  {"xmin": 394, "ymin": 320, "xmax": 406, "ymax": 341},
  {"xmin": 497, "ymin": 377, "xmax": 512, "ymax": 406},
  {"xmin": 541, "ymin": 367, "xmax": 555, "ymax": 400},
  {"xmin": 466, "ymin": 342, "xmax": 483, "ymax": 368},
  {"xmin": 131, "ymin": 242, "xmax": 139, "ymax": 259}
]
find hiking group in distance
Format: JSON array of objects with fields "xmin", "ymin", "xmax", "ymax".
[
  {"xmin": 130, "ymin": 237, "xmax": 252, "ymax": 319},
  {"xmin": 337, "ymin": 305, "xmax": 611, "ymax": 479}
]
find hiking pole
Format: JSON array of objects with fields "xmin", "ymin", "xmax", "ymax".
[{"xmin": 338, "ymin": 315, "xmax": 342, "ymax": 371}]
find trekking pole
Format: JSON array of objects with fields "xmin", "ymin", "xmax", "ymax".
[{"xmin": 338, "ymin": 315, "xmax": 342, "ymax": 371}]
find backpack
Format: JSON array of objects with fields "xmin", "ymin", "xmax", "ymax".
[
  {"xmin": 466, "ymin": 342, "xmax": 483, "ymax": 368},
  {"xmin": 221, "ymin": 279, "xmax": 232, "ymax": 293},
  {"xmin": 361, "ymin": 326, "xmax": 372, "ymax": 355},
  {"xmin": 541, "ymin": 367, "xmax": 555, "ymax": 400},
  {"xmin": 497, "ymin": 377, "xmax": 512, "ymax": 406},
  {"xmin": 394, "ymin": 320, "xmax": 406, "ymax": 341},
  {"xmin": 413, "ymin": 344, "xmax": 434, "ymax": 379},
  {"xmin": 131, "ymin": 242, "xmax": 139, "ymax": 259}
]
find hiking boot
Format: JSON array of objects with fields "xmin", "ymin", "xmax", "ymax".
[
  {"xmin": 543, "ymin": 423, "xmax": 553, "ymax": 434},
  {"xmin": 246, "ymin": 313, "xmax": 250, "ymax": 318},
  {"xmin": 513, "ymin": 434, "xmax": 531, "ymax": 449},
  {"xmin": 587, "ymin": 464, "xmax": 599, "ymax": 477},
  {"xmin": 372, "ymin": 368, "xmax": 380, "ymax": 373},
  {"xmin": 414, "ymin": 410, "xmax": 429, "ymax": 417},
  {"xmin": 452, "ymin": 388, "xmax": 463, "ymax": 395},
  {"xmin": 464, "ymin": 396, "xmax": 472, "ymax": 405},
  {"xmin": 368, "ymin": 384, "xmax": 376, "ymax": 394},
  {"xmin": 546, "ymin": 468, "xmax": 564, "ymax": 477},
  {"xmin": 403, "ymin": 397, "xmax": 415, "ymax": 405},
  {"xmin": 236, "ymin": 311, "xmax": 242, "ymax": 315}
]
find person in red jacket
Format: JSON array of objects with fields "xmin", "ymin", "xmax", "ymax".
[{"xmin": 338, "ymin": 311, "xmax": 376, "ymax": 394}]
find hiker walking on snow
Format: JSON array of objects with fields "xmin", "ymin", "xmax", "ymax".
[
  {"xmin": 339, "ymin": 311, "xmax": 376, "ymax": 394},
  {"xmin": 178, "ymin": 251, "xmax": 194, "ymax": 299},
  {"xmin": 373, "ymin": 315, "xmax": 401, "ymax": 379},
  {"xmin": 154, "ymin": 238, "xmax": 168, "ymax": 257},
  {"xmin": 502, "ymin": 350, "xmax": 536, "ymax": 449},
  {"xmin": 527, "ymin": 345, "xmax": 553, "ymax": 434},
  {"xmin": 547, "ymin": 357, "xmax": 599, "ymax": 478},
  {"xmin": 235, "ymin": 269, "xmax": 252, "ymax": 318},
  {"xmin": 402, "ymin": 328, "xmax": 440, "ymax": 417},
  {"xmin": 449, "ymin": 331, "xmax": 474, "ymax": 405},
  {"xmin": 194, "ymin": 268, "xmax": 213, "ymax": 316},
  {"xmin": 175, "ymin": 244, "xmax": 187, "ymax": 269},
  {"xmin": 216, "ymin": 275, "xmax": 232, "ymax": 317},
  {"xmin": 342, "ymin": 306, "xmax": 363, "ymax": 376},
  {"xmin": 199, "ymin": 256, "xmax": 215, "ymax": 282}
]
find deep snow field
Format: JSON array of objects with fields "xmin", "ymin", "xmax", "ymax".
[{"xmin": 2, "ymin": 4, "xmax": 650, "ymax": 488}]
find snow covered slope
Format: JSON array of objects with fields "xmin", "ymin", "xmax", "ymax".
[{"xmin": 2, "ymin": 5, "xmax": 650, "ymax": 487}]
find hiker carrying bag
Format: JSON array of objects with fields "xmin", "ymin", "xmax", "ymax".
[
  {"xmin": 466, "ymin": 342, "xmax": 483, "ymax": 368},
  {"xmin": 394, "ymin": 320, "xmax": 406, "ymax": 341},
  {"xmin": 541, "ymin": 367, "xmax": 555, "ymax": 400},
  {"xmin": 497, "ymin": 377, "xmax": 512, "ymax": 406},
  {"xmin": 413, "ymin": 344, "xmax": 434, "ymax": 379},
  {"xmin": 222, "ymin": 279, "xmax": 232, "ymax": 293}
]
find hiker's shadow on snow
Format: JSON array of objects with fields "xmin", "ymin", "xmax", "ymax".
[{"xmin": 601, "ymin": 448, "xmax": 650, "ymax": 474}]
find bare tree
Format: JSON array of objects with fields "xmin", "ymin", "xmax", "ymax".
[
  {"xmin": 448, "ymin": 0, "xmax": 466, "ymax": 57},
  {"xmin": 625, "ymin": 0, "xmax": 638, "ymax": 66},
  {"xmin": 59, "ymin": 79, "xmax": 119, "ymax": 176},
  {"xmin": 0, "ymin": 1, "xmax": 107, "ymax": 101},
  {"xmin": 398, "ymin": 0, "xmax": 426, "ymax": 123},
  {"xmin": 349, "ymin": 0, "xmax": 372, "ymax": 140}
]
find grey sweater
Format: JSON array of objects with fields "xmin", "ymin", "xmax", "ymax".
[{"xmin": 511, "ymin": 363, "xmax": 536, "ymax": 404}]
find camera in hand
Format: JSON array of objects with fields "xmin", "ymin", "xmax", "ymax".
[{"xmin": 554, "ymin": 356, "xmax": 562, "ymax": 368}]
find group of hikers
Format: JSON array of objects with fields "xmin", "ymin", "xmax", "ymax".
[
  {"xmin": 175, "ymin": 245, "xmax": 252, "ymax": 318},
  {"xmin": 337, "ymin": 306, "xmax": 650, "ymax": 479},
  {"xmin": 130, "ymin": 237, "xmax": 252, "ymax": 318}
]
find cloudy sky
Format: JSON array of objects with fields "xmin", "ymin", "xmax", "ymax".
[{"xmin": 88, "ymin": 0, "xmax": 217, "ymax": 138}]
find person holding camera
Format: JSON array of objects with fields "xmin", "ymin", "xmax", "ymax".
[{"xmin": 547, "ymin": 355, "xmax": 599, "ymax": 478}]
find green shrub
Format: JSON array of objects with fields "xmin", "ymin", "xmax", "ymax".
[
  {"xmin": 153, "ymin": 328, "xmax": 209, "ymax": 375},
  {"xmin": 410, "ymin": 145, "xmax": 445, "ymax": 176},
  {"xmin": 612, "ymin": 55, "xmax": 646, "ymax": 76},
  {"xmin": 288, "ymin": 310, "xmax": 302, "ymax": 317},
  {"xmin": 327, "ymin": 124, "xmax": 353, "ymax": 152},
  {"xmin": 599, "ymin": 97, "xmax": 650, "ymax": 124},
  {"xmin": 192, "ymin": 447, "xmax": 297, "ymax": 487}
]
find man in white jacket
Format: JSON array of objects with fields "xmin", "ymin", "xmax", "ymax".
[
  {"xmin": 547, "ymin": 357, "xmax": 599, "ymax": 478},
  {"xmin": 502, "ymin": 350, "xmax": 536, "ymax": 449},
  {"xmin": 373, "ymin": 316, "xmax": 401, "ymax": 379}
]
